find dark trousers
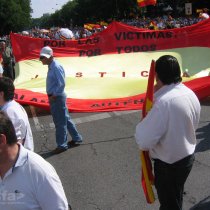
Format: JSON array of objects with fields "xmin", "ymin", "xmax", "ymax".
[
  {"xmin": 3, "ymin": 64, "xmax": 14, "ymax": 80},
  {"xmin": 154, "ymin": 154, "xmax": 195, "ymax": 210}
]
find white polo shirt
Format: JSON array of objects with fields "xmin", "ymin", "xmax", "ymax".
[
  {"xmin": 1, "ymin": 100, "xmax": 34, "ymax": 151},
  {"xmin": 135, "ymin": 83, "xmax": 201, "ymax": 164},
  {"xmin": 0, "ymin": 144, "xmax": 69, "ymax": 210}
]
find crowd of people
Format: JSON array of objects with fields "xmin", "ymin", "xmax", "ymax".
[
  {"xmin": 11, "ymin": 12, "xmax": 209, "ymax": 40},
  {"xmin": 0, "ymin": 46, "xmax": 80, "ymax": 209},
  {"xmin": 0, "ymin": 49, "xmax": 201, "ymax": 210},
  {"xmin": 122, "ymin": 15, "xmax": 202, "ymax": 29},
  {"xmin": 0, "ymin": 9, "xmax": 208, "ymax": 210}
]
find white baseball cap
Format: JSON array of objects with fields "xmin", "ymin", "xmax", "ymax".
[{"xmin": 40, "ymin": 46, "xmax": 53, "ymax": 58}]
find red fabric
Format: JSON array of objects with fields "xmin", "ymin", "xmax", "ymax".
[
  {"xmin": 11, "ymin": 20, "xmax": 210, "ymax": 112},
  {"xmin": 10, "ymin": 20, "xmax": 210, "ymax": 62},
  {"xmin": 14, "ymin": 76, "xmax": 210, "ymax": 112},
  {"xmin": 142, "ymin": 60, "xmax": 155, "ymax": 118},
  {"xmin": 141, "ymin": 151, "xmax": 155, "ymax": 203},
  {"xmin": 138, "ymin": 0, "xmax": 156, "ymax": 7},
  {"xmin": 141, "ymin": 60, "xmax": 155, "ymax": 203}
]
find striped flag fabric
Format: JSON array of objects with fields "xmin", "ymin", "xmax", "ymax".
[
  {"xmin": 10, "ymin": 20, "xmax": 210, "ymax": 112},
  {"xmin": 149, "ymin": 21, "xmax": 158, "ymax": 30},
  {"xmin": 140, "ymin": 60, "xmax": 155, "ymax": 204},
  {"xmin": 84, "ymin": 23, "xmax": 101, "ymax": 31},
  {"xmin": 137, "ymin": 0, "xmax": 157, "ymax": 7}
]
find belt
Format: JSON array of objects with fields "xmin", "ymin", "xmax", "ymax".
[{"xmin": 153, "ymin": 154, "xmax": 195, "ymax": 168}]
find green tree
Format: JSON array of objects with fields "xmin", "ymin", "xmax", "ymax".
[
  {"xmin": 0, "ymin": 0, "xmax": 31, "ymax": 35},
  {"xmin": 37, "ymin": 0, "xmax": 138, "ymax": 28}
]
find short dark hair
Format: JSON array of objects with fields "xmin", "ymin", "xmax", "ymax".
[
  {"xmin": 0, "ymin": 77, "xmax": 14, "ymax": 101},
  {"xmin": 0, "ymin": 111, "xmax": 17, "ymax": 145},
  {"xmin": 155, "ymin": 55, "xmax": 182, "ymax": 85}
]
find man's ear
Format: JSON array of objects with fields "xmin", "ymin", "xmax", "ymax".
[
  {"xmin": 155, "ymin": 72, "xmax": 159, "ymax": 81},
  {"xmin": 0, "ymin": 134, "xmax": 7, "ymax": 145},
  {"xmin": 0, "ymin": 91, "xmax": 4, "ymax": 99}
]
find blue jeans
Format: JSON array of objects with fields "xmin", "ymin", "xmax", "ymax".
[{"xmin": 49, "ymin": 94, "xmax": 82, "ymax": 149}]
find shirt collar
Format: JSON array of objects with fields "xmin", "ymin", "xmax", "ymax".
[
  {"xmin": 154, "ymin": 83, "xmax": 181, "ymax": 100},
  {"xmin": 1, "ymin": 100, "xmax": 13, "ymax": 111},
  {"xmin": 48, "ymin": 59, "xmax": 55, "ymax": 70},
  {"xmin": 13, "ymin": 143, "xmax": 28, "ymax": 169}
]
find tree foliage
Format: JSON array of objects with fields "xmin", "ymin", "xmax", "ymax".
[
  {"xmin": 1, "ymin": 0, "xmax": 207, "ymax": 33},
  {"xmin": 34, "ymin": 0, "xmax": 138, "ymax": 28},
  {"xmin": 0, "ymin": 0, "xmax": 31, "ymax": 35},
  {"xmin": 34, "ymin": 0, "xmax": 195, "ymax": 29}
]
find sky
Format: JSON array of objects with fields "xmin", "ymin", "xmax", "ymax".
[{"xmin": 31, "ymin": 0, "xmax": 70, "ymax": 18}]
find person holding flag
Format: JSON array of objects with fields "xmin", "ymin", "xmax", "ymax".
[{"xmin": 135, "ymin": 55, "xmax": 201, "ymax": 210}]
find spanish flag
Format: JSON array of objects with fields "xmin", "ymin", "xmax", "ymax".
[
  {"xmin": 140, "ymin": 60, "xmax": 155, "ymax": 204},
  {"xmin": 149, "ymin": 21, "xmax": 158, "ymax": 30},
  {"xmin": 98, "ymin": 21, "xmax": 108, "ymax": 26},
  {"xmin": 84, "ymin": 23, "xmax": 101, "ymax": 31},
  {"xmin": 137, "ymin": 0, "xmax": 157, "ymax": 7}
]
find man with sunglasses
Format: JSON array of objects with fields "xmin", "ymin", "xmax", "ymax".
[{"xmin": 40, "ymin": 46, "xmax": 82, "ymax": 154}]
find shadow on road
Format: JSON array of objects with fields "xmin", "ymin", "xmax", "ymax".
[
  {"xmin": 190, "ymin": 196, "xmax": 210, "ymax": 210},
  {"xmin": 39, "ymin": 151, "xmax": 55, "ymax": 159},
  {"xmin": 196, "ymin": 123, "xmax": 210, "ymax": 153}
]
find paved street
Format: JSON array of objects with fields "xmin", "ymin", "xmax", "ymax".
[{"xmin": 25, "ymin": 99, "xmax": 210, "ymax": 210}]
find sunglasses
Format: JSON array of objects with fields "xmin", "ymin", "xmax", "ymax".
[{"xmin": 39, "ymin": 56, "xmax": 46, "ymax": 60}]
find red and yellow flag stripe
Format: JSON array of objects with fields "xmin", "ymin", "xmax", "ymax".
[
  {"xmin": 137, "ymin": 0, "xmax": 157, "ymax": 7},
  {"xmin": 10, "ymin": 20, "xmax": 210, "ymax": 112},
  {"xmin": 140, "ymin": 60, "xmax": 155, "ymax": 204}
]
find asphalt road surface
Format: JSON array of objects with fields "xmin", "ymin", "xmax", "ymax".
[{"xmin": 24, "ymin": 99, "xmax": 210, "ymax": 210}]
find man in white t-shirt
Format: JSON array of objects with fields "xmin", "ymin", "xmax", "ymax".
[
  {"xmin": 0, "ymin": 111, "xmax": 70, "ymax": 210},
  {"xmin": 0, "ymin": 77, "xmax": 34, "ymax": 150}
]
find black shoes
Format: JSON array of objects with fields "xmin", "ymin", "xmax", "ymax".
[
  {"xmin": 51, "ymin": 147, "xmax": 68, "ymax": 154},
  {"xmin": 68, "ymin": 140, "xmax": 82, "ymax": 148},
  {"xmin": 51, "ymin": 140, "xmax": 83, "ymax": 154}
]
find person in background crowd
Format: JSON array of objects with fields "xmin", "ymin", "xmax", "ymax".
[
  {"xmin": 0, "ymin": 50, "xmax": 3, "ymax": 77},
  {"xmin": 0, "ymin": 63, "xmax": 3, "ymax": 77},
  {"xmin": 0, "ymin": 111, "xmax": 70, "ymax": 210},
  {"xmin": 199, "ymin": 8, "xmax": 209, "ymax": 20},
  {"xmin": 0, "ymin": 77, "xmax": 34, "ymax": 151},
  {"xmin": 39, "ymin": 46, "xmax": 82, "ymax": 154},
  {"xmin": 135, "ymin": 55, "xmax": 201, "ymax": 210},
  {"xmin": 17, "ymin": 15, "xmax": 202, "ymax": 40},
  {"xmin": 0, "ymin": 41, "xmax": 15, "ymax": 80}
]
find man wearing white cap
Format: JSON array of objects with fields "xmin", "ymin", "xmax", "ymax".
[{"xmin": 40, "ymin": 46, "xmax": 82, "ymax": 154}]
